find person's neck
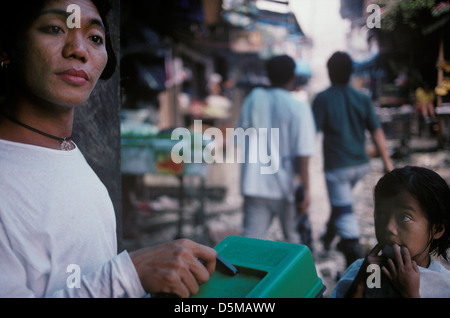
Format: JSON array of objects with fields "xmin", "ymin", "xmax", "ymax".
[
  {"xmin": 0, "ymin": 95, "xmax": 75, "ymax": 150},
  {"xmin": 272, "ymin": 84, "xmax": 291, "ymax": 91},
  {"xmin": 414, "ymin": 252, "xmax": 431, "ymax": 268}
]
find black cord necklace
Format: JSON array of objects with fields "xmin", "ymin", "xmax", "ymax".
[{"xmin": 1, "ymin": 111, "xmax": 73, "ymax": 151}]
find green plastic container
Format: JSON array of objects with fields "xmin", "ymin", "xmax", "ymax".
[
  {"xmin": 192, "ymin": 236, "xmax": 325, "ymax": 298},
  {"xmin": 120, "ymin": 130, "xmax": 209, "ymax": 176}
]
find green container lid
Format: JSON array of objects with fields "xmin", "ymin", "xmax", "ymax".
[{"xmin": 192, "ymin": 236, "xmax": 325, "ymax": 298}]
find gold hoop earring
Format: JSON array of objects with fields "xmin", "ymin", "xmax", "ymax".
[
  {"xmin": 0, "ymin": 56, "xmax": 10, "ymax": 70},
  {"xmin": 0, "ymin": 60, "xmax": 8, "ymax": 70}
]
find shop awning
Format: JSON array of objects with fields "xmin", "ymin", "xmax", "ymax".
[{"xmin": 222, "ymin": 0, "xmax": 304, "ymax": 36}]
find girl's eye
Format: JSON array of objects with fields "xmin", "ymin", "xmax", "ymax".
[
  {"xmin": 90, "ymin": 35, "xmax": 104, "ymax": 45},
  {"xmin": 398, "ymin": 213, "xmax": 412, "ymax": 223},
  {"xmin": 402, "ymin": 215, "xmax": 412, "ymax": 222}
]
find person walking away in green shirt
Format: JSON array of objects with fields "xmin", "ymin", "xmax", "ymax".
[{"xmin": 312, "ymin": 51, "xmax": 393, "ymax": 267}]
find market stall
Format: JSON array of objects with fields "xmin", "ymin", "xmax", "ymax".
[
  {"xmin": 121, "ymin": 115, "xmax": 212, "ymax": 240},
  {"xmin": 435, "ymin": 39, "xmax": 450, "ymax": 146}
]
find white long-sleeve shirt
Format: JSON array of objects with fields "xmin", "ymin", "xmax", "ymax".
[{"xmin": 0, "ymin": 139, "xmax": 145, "ymax": 297}]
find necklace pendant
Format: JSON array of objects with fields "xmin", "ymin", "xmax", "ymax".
[{"xmin": 61, "ymin": 140, "xmax": 73, "ymax": 151}]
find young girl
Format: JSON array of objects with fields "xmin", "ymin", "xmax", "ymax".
[{"xmin": 331, "ymin": 166, "xmax": 450, "ymax": 298}]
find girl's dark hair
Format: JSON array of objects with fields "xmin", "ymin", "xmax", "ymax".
[
  {"xmin": 0, "ymin": 0, "xmax": 116, "ymax": 97},
  {"xmin": 374, "ymin": 166, "xmax": 450, "ymax": 260},
  {"xmin": 327, "ymin": 51, "xmax": 354, "ymax": 85}
]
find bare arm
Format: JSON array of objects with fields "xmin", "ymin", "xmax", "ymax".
[{"xmin": 295, "ymin": 156, "xmax": 311, "ymax": 215}]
